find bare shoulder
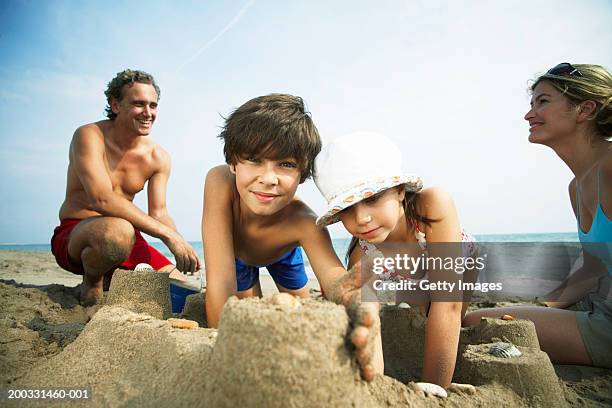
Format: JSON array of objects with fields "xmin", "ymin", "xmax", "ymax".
[
  {"xmin": 72, "ymin": 122, "xmax": 105, "ymax": 144},
  {"xmin": 205, "ymin": 165, "xmax": 234, "ymax": 188},
  {"xmin": 149, "ymin": 143, "xmax": 171, "ymax": 172},
  {"xmin": 283, "ymin": 199, "xmax": 320, "ymax": 234},
  {"xmin": 601, "ymin": 153, "xmax": 612, "ymax": 183},
  {"xmin": 415, "ymin": 187, "xmax": 456, "ymax": 219}
]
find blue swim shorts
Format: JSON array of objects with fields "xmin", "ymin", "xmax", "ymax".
[{"xmin": 235, "ymin": 247, "xmax": 308, "ymax": 291}]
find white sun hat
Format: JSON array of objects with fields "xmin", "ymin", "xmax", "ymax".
[{"xmin": 314, "ymin": 131, "xmax": 423, "ymax": 226}]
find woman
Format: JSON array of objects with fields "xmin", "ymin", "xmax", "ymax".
[{"xmin": 463, "ymin": 63, "xmax": 612, "ymax": 368}]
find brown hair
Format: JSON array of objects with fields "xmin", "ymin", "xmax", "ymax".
[
  {"xmin": 531, "ymin": 64, "xmax": 612, "ymax": 140},
  {"xmin": 104, "ymin": 69, "xmax": 160, "ymax": 120},
  {"xmin": 345, "ymin": 189, "xmax": 436, "ymax": 264},
  {"xmin": 219, "ymin": 93, "xmax": 321, "ymax": 182}
]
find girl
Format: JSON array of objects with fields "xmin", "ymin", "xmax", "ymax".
[
  {"xmin": 314, "ymin": 132, "xmax": 476, "ymax": 391},
  {"xmin": 463, "ymin": 63, "xmax": 612, "ymax": 368}
]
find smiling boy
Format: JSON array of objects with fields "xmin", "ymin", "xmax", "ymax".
[{"xmin": 202, "ymin": 94, "xmax": 381, "ymax": 380}]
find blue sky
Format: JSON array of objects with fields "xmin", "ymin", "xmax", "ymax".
[{"xmin": 0, "ymin": 0, "xmax": 611, "ymax": 243}]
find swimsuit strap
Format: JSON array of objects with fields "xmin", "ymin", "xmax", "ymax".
[
  {"xmin": 597, "ymin": 164, "xmax": 602, "ymax": 205},
  {"xmin": 575, "ymin": 179, "xmax": 581, "ymax": 222},
  {"xmin": 409, "ymin": 218, "xmax": 427, "ymax": 249}
]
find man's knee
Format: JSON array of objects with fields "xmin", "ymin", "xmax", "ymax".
[{"xmin": 91, "ymin": 218, "xmax": 136, "ymax": 262}]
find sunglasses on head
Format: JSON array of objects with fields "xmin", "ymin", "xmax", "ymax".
[{"xmin": 546, "ymin": 62, "xmax": 583, "ymax": 77}]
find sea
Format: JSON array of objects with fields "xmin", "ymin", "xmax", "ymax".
[{"xmin": 0, "ymin": 232, "xmax": 579, "ymax": 280}]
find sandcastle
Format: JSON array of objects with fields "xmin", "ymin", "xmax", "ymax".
[
  {"xmin": 16, "ymin": 306, "xmax": 217, "ymax": 407},
  {"xmin": 381, "ymin": 304, "xmax": 567, "ymax": 407},
  {"xmin": 180, "ymin": 291, "xmax": 207, "ymax": 327},
  {"xmin": 457, "ymin": 317, "xmax": 566, "ymax": 407},
  {"xmin": 459, "ymin": 343, "xmax": 566, "ymax": 407},
  {"xmin": 105, "ymin": 269, "xmax": 172, "ymax": 319},
  {"xmin": 203, "ymin": 293, "xmax": 380, "ymax": 407},
  {"xmin": 381, "ymin": 304, "xmax": 427, "ymax": 383}
]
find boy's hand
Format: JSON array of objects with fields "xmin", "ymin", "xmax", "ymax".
[
  {"xmin": 348, "ymin": 302, "xmax": 380, "ymax": 381},
  {"xmin": 327, "ymin": 261, "xmax": 381, "ymax": 381}
]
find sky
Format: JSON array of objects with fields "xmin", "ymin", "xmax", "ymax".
[{"xmin": 0, "ymin": 0, "xmax": 611, "ymax": 244}]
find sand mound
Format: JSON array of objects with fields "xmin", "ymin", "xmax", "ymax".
[
  {"xmin": 0, "ymin": 281, "xmax": 88, "ymax": 384},
  {"xmin": 204, "ymin": 294, "xmax": 377, "ymax": 407},
  {"xmin": 18, "ymin": 306, "xmax": 217, "ymax": 407},
  {"xmin": 459, "ymin": 343, "xmax": 566, "ymax": 407},
  {"xmin": 106, "ymin": 269, "xmax": 172, "ymax": 319},
  {"xmin": 180, "ymin": 291, "xmax": 207, "ymax": 327}
]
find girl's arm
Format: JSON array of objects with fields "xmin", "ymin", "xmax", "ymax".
[{"xmin": 418, "ymin": 187, "xmax": 464, "ymax": 388}]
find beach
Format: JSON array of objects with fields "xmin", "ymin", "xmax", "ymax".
[{"xmin": 1, "ymin": 249, "xmax": 611, "ymax": 407}]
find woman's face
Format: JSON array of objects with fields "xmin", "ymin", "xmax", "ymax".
[
  {"xmin": 524, "ymin": 80, "xmax": 579, "ymax": 145},
  {"xmin": 338, "ymin": 186, "xmax": 405, "ymax": 244}
]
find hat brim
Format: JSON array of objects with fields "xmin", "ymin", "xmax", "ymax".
[{"xmin": 316, "ymin": 175, "xmax": 423, "ymax": 227}]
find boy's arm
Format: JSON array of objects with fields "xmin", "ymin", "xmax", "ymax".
[
  {"xmin": 418, "ymin": 188, "xmax": 463, "ymax": 388},
  {"xmin": 202, "ymin": 165, "xmax": 238, "ymax": 328},
  {"xmin": 71, "ymin": 125, "xmax": 198, "ymax": 272},
  {"xmin": 298, "ymin": 218, "xmax": 380, "ymax": 381}
]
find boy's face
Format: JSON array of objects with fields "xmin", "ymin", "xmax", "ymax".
[{"xmin": 231, "ymin": 157, "xmax": 301, "ymax": 216}]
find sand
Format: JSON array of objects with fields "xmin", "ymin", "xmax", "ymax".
[{"xmin": 1, "ymin": 249, "xmax": 611, "ymax": 407}]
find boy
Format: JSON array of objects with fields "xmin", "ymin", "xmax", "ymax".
[{"xmin": 202, "ymin": 94, "xmax": 380, "ymax": 380}]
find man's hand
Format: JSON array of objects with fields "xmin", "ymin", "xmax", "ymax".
[{"xmin": 165, "ymin": 232, "xmax": 200, "ymax": 273}]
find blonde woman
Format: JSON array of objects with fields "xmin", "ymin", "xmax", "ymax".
[{"xmin": 463, "ymin": 63, "xmax": 612, "ymax": 368}]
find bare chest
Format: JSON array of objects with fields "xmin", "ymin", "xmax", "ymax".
[
  {"xmin": 232, "ymin": 220, "xmax": 297, "ymax": 266},
  {"xmin": 104, "ymin": 150, "xmax": 153, "ymax": 197}
]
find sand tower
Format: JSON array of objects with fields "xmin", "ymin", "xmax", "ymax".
[
  {"xmin": 380, "ymin": 304, "xmax": 427, "ymax": 383},
  {"xmin": 457, "ymin": 317, "xmax": 566, "ymax": 407},
  {"xmin": 106, "ymin": 269, "xmax": 172, "ymax": 319},
  {"xmin": 203, "ymin": 294, "xmax": 375, "ymax": 407},
  {"xmin": 459, "ymin": 343, "xmax": 566, "ymax": 407}
]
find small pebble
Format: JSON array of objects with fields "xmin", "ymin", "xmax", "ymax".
[
  {"xmin": 501, "ymin": 314, "xmax": 514, "ymax": 321},
  {"xmin": 168, "ymin": 318, "xmax": 199, "ymax": 329},
  {"xmin": 269, "ymin": 293, "xmax": 300, "ymax": 309}
]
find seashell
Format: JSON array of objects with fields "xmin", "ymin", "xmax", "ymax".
[
  {"xmin": 501, "ymin": 314, "xmax": 514, "ymax": 321},
  {"xmin": 269, "ymin": 293, "xmax": 300, "ymax": 309},
  {"xmin": 134, "ymin": 263, "xmax": 155, "ymax": 272},
  {"xmin": 414, "ymin": 382, "xmax": 448, "ymax": 398},
  {"xmin": 397, "ymin": 302, "xmax": 411, "ymax": 309},
  {"xmin": 489, "ymin": 342, "xmax": 522, "ymax": 358}
]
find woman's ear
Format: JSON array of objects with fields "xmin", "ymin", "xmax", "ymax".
[
  {"xmin": 577, "ymin": 100, "xmax": 597, "ymax": 122},
  {"xmin": 229, "ymin": 164, "xmax": 236, "ymax": 174}
]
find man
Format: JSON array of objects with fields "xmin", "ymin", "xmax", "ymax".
[{"xmin": 51, "ymin": 69, "xmax": 199, "ymax": 306}]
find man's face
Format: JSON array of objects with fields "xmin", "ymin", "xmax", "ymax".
[
  {"xmin": 111, "ymin": 82, "xmax": 158, "ymax": 136},
  {"xmin": 231, "ymin": 157, "xmax": 301, "ymax": 217}
]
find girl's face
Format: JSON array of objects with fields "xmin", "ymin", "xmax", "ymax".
[
  {"xmin": 524, "ymin": 80, "xmax": 579, "ymax": 145},
  {"xmin": 338, "ymin": 186, "xmax": 405, "ymax": 244}
]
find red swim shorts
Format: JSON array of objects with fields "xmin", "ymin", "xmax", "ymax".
[{"xmin": 51, "ymin": 218, "xmax": 173, "ymax": 275}]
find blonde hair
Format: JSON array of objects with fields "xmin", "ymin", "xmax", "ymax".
[{"xmin": 531, "ymin": 64, "xmax": 612, "ymax": 141}]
